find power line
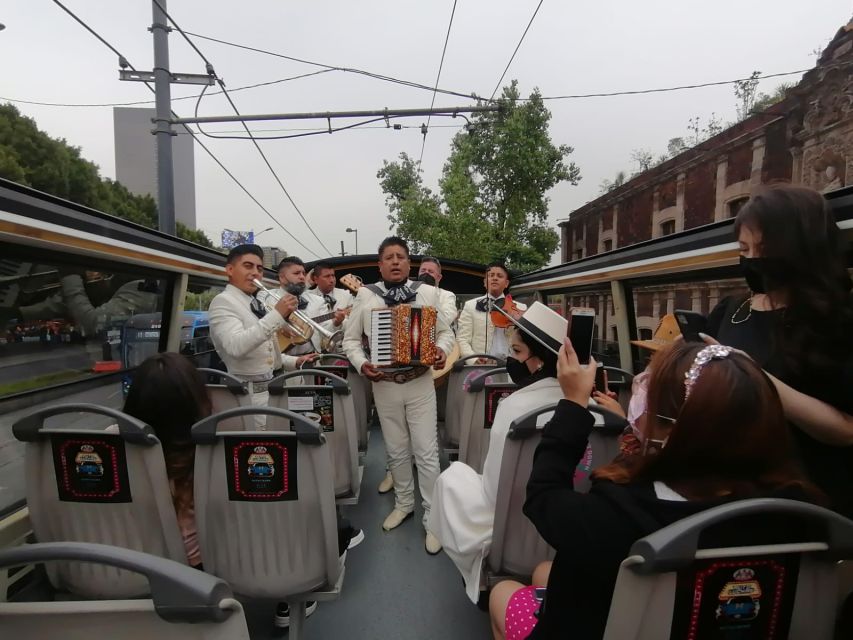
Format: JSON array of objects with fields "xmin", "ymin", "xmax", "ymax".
[
  {"xmin": 489, "ymin": 0, "xmax": 544, "ymax": 100},
  {"xmin": 49, "ymin": 0, "xmax": 321, "ymax": 258},
  {"xmin": 419, "ymin": 0, "xmax": 459, "ymax": 166},
  {"xmin": 151, "ymin": 0, "xmax": 333, "ymax": 257},
  {"xmin": 183, "ymin": 29, "xmax": 489, "ymax": 103}
]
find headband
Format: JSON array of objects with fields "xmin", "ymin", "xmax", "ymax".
[{"xmin": 684, "ymin": 344, "xmax": 733, "ymax": 400}]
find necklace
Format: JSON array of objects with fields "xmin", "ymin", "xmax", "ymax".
[{"xmin": 729, "ymin": 296, "xmax": 753, "ymax": 325}]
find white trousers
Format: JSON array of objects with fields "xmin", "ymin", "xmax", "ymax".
[
  {"xmin": 372, "ymin": 372, "xmax": 440, "ymax": 527},
  {"xmin": 247, "ymin": 385, "xmax": 269, "ymax": 428}
]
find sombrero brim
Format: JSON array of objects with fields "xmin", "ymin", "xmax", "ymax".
[{"xmin": 630, "ymin": 338, "xmax": 674, "ymax": 352}]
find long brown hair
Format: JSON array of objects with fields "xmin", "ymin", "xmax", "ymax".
[
  {"xmin": 123, "ymin": 352, "xmax": 211, "ymax": 513},
  {"xmin": 593, "ymin": 342, "xmax": 820, "ymax": 501}
]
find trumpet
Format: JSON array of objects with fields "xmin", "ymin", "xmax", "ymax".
[{"xmin": 252, "ymin": 279, "xmax": 344, "ymax": 352}]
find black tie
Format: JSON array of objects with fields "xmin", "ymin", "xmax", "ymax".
[
  {"xmin": 383, "ymin": 284, "xmax": 417, "ymax": 306},
  {"xmin": 250, "ymin": 296, "xmax": 267, "ymax": 319},
  {"xmin": 324, "ymin": 294, "xmax": 335, "ymax": 310},
  {"xmin": 476, "ymin": 296, "xmax": 504, "ymax": 312},
  {"xmin": 297, "ymin": 296, "xmax": 308, "ymax": 311}
]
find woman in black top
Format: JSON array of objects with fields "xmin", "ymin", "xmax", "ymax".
[
  {"xmin": 705, "ymin": 186, "xmax": 853, "ymax": 518},
  {"xmin": 489, "ymin": 339, "xmax": 820, "ymax": 640}
]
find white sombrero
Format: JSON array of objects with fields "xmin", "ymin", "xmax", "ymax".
[{"xmin": 507, "ymin": 301, "xmax": 568, "ymax": 355}]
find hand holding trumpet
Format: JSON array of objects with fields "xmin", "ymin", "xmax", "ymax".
[{"xmin": 274, "ymin": 291, "xmax": 298, "ymax": 319}]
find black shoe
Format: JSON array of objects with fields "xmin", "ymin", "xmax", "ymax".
[
  {"xmin": 274, "ymin": 601, "xmax": 318, "ymax": 628},
  {"xmin": 347, "ymin": 528, "xmax": 365, "ymax": 550}
]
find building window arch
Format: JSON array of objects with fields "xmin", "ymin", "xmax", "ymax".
[
  {"xmin": 660, "ymin": 219, "xmax": 676, "ymax": 236},
  {"xmin": 727, "ymin": 196, "xmax": 749, "ymax": 218}
]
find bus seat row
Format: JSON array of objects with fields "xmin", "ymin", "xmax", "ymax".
[
  {"xmin": 456, "ymin": 366, "xmax": 516, "ymax": 473},
  {"xmin": 10, "ymin": 404, "xmax": 345, "ymax": 640},
  {"xmin": 0, "ymin": 541, "xmax": 251, "ymax": 639}
]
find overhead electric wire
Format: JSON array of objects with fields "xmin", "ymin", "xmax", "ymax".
[
  {"xmin": 49, "ymin": 0, "xmax": 321, "ymax": 258},
  {"xmin": 489, "ymin": 0, "xmax": 544, "ymax": 100},
  {"xmin": 419, "ymin": 0, "xmax": 459, "ymax": 166},
  {"xmin": 183, "ymin": 29, "xmax": 488, "ymax": 103},
  {"xmin": 152, "ymin": 0, "xmax": 333, "ymax": 257}
]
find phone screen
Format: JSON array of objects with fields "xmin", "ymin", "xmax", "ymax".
[
  {"xmin": 534, "ymin": 587, "xmax": 547, "ymax": 602},
  {"xmin": 569, "ymin": 312, "xmax": 595, "ymax": 365}
]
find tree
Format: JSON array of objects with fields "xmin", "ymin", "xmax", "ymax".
[
  {"xmin": 630, "ymin": 149, "xmax": 654, "ymax": 174},
  {"xmin": 378, "ymin": 82, "xmax": 580, "ymax": 272},
  {"xmin": 734, "ymin": 71, "xmax": 761, "ymax": 121},
  {"xmin": 751, "ymin": 82, "xmax": 793, "ymax": 115},
  {"xmin": 0, "ymin": 103, "xmax": 214, "ymax": 248},
  {"xmin": 599, "ymin": 170, "xmax": 627, "ymax": 194}
]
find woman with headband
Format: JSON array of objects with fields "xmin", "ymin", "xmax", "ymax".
[{"xmin": 489, "ymin": 341, "xmax": 821, "ymax": 640}]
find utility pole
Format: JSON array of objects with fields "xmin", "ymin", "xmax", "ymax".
[
  {"xmin": 340, "ymin": 241, "xmax": 346, "ymax": 257},
  {"xmin": 119, "ymin": 0, "xmax": 214, "ymax": 236}
]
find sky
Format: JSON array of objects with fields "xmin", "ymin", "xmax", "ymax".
[{"xmin": 2, "ymin": 1, "xmax": 852, "ymax": 263}]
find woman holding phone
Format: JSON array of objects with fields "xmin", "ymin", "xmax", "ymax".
[{"xmin": 706, "ymin": 185, "xmax": 853, "ymax": 518}]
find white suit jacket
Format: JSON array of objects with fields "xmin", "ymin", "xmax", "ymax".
[
  {"xmin": 306, "ymin": 287, "xmax": 354, "ymax": 351},
  {"xmin": 208, "ymin": 283, "xmax": 287, "ymax": 378},
  {"xmin": 456, "ymin": 295, "xmax": 527, "ymax": 360},
  {"xmin": 342, "ymin": 280, "xmax": 456, "ymax": 374}
]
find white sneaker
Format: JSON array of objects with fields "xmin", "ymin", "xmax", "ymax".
[
  {"xmin": 382, "ymin": 508, "xmax": 413, "ymax": 531},
  {"xmin": 425, "ymin": 531, "xmax": 442, "ymax": 555},
  {"xmin": 347, "ymin": 528, "xmax": 365, "ymax": 550},
  {"xmin": 377, "ymin": 471, "xmax": 394, "ymax": 494}
]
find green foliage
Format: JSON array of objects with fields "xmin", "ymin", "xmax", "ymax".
[
  {"xmin": 751, "ymin": 82, "xmax": 794, "ymax": 115},
  {"xmin": 378, "ymin": 82, "xmax": 580, "ymax": 272},
  {"xmin": 0, "ymin": 103, "xmax": 213, "ymax": 248}
]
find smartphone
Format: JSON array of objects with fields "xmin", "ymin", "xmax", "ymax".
[
  {"xmin": 568, "ymin": 307, "xmax": 596, "ymax": 366},
  {"xmin": 674, "ymin": 309, "xmax": 707, "ymax": 343},
  {"xmin": 533, "ymin": 587, "xmax": 547, "ymax": 602},
  {"xmin": 594, "ymin": 363, "xmax": 608, "ymax": 393}
]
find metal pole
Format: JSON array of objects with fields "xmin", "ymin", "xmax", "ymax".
[
  {"xmin": 152, "ymin": 0, "xmax": 176, "ymax": 235},
  {"xmin": 340, "ymin": 240, "xmax": 346, "ymax": 257},
  {"xmin": 354, "ymin": 229, "xmax": 358, "ymax": 254}
]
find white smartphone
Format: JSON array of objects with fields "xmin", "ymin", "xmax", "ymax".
[{"xmin": 569, "ymin": 307, "xmax": 596, "ymax": 366}]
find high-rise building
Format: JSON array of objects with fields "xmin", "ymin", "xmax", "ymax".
[
  {"xmin": 261, "ymin": 246, "xmax": 288, "ymax": 270},
  {"xmin": 113, "ymin": 107, "xmax": 197, "ymax": 230}
]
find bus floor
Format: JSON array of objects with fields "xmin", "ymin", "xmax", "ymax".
[{"xmin": 242, "ymin": 418, "xmax": 492, "ymax": 640}]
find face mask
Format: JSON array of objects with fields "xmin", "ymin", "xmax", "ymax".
[
  {"xmin": 739, "ymin": 256, "xmax": 787, "ymax": 294},
  {"xmin": 285, "ymin": 282, "xmax": 306, "ymax": 297},
  {"xmin": 418, "ymin": 273, "xmax": 436, "ymax": 286},
  {"xmin": 505, "ymin": 355, "xmax": 540, "ymax": 388}
]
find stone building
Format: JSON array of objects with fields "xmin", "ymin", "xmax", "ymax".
[{"xmin": 557, "ymin": 21, "xmax": 853, "ymax": 343}]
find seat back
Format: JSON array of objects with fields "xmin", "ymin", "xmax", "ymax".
[
  {"xmin": 12, "ymin": 404, "xmax": 187, "ymax": 598},
  {"xmin": 267, "ymin": 370, "xmax": 360, "ymax": 501},
  {"xmin": 488, "ymin": 403, "xmax": 628, "ymax": 580},
  {"xmin": 197, "ymin": 369, "xmax": 252, "ymax": 431},
  {"xmin": 314, "ymin": 356, "xmax": 370, "ymax": 452},
  {"xmin": 458, "ymin": 367, "xmax": 517, "ymax": 473},
  {"xmin": 0, "ymin": 542, "xmax": 249, "ymax": 639},
  {"xmin": 192, "ymin": 407, "xmax": 341, "ymax": 599},
  {"xmin": 441, "ymin": 355, "xmax": 505, "ymax": 451},
  {"xmin": 603, "ymin": 499, "xmax": 853, "ymax": 640}
]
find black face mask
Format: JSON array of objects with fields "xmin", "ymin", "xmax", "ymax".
[
  {"xmin": 505, "ymin": 355, "xmax": 542, "ymax": 388},
  {"xmin": 739, "ymin": 256, "xmax": 787, "ymax": 294},
  {"xmin": 285, "ymin": 282, "xmax": 306, "ymax": 297},
  {"xmin": 418, "ymin": 273, "xmax": 436, "ymax": 286}
]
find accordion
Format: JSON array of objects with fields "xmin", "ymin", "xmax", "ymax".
[{"xmin": 370, "ymin": 305, "xmax": 438, "ymax": 367}]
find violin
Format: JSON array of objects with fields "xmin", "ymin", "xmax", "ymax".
[{"xmin": 490, "ymin": 294, "xmax": 522, "ymax": 328}]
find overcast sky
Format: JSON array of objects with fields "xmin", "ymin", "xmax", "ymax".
[{"xmin": 2, "ymin": 1, "xmax": 851, "ymax": 262}]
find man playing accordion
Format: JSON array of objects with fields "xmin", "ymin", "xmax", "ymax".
[{"xmin": 343, "ymin": 236, "xmax": 454, "ymax": 555}]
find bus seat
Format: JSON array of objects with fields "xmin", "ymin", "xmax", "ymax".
[
  {"xmin": 0, "ymin": 542, "xmax": 249, "ymax": 639},
  {"xmin": 440, "ymin": 355, "xmax": 506, "ymax": 455},
  {"xmin": 191, "ymin": 406, "xmax": 344, "ymax": 640},
  {"xmin": 458, "ymin": 367, "xmax": 516, "ymax": 473},
  {"xmin": 11, "ymin": 404, "xmax": 187, "ymax": 598},
  {"xmin": 487, "ymin": 403, "xmax": 628, "ymax": 585},
  {"xmin": 314, "ymin": 356, "xmax": 370, "ymax": 454},
  {"xmin": 196, "ymin": 369, "xmax": 253, "ymax": 431},
  {"xmin": 268, "ymin": 370, "xmax": 362, "ymax": 505},
  {"xmin": 602, "ymin": 499, "xmax": 853, "ymax": 640}
]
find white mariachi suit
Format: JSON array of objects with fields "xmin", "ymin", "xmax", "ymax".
[
  {"xmin": 427, "ymin": 377, "xmax": 563, "ymax": 601},
  {"xmin": 307, "ymin": 286, "xmax": 353, "ymax": 353},
  {"xmin": 342, "ymin": 280, "xmax": 455, "ymax": 527},
  {"xmin": 208, "ymin": 284, "xmax": 287, "ymax": 415},
  {"xmin": 456, "ymin": 295, "xmax": 526, "ymax": 361},
  {"xmin": 280, "ymin": 287, "xmax": 325, "ymax": 362}
]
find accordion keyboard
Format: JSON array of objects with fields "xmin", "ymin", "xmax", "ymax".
[{"xmin": 370, "ymin": 309, "xmax": 394, "ymax": 366}]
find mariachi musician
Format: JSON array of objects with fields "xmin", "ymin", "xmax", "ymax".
[
  {"xmin": 457, "ymin": 261, "xmax": 526, "ymax": 363},
  {"xmin": 308, "ymin": 260, "xmax": 352, "ymax": 349},
  {"xmin": 277, "ymin": 256, "xmax": 321, "ymax": 367},
  {"xmin": 342, "ymin": 236, "xmax": 455, "ymax": 555}
]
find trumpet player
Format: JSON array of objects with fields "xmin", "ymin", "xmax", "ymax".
[
  {"xmin": 208, "ymin": 245, "xmax": 301, "ymax": 415},
  {"xmin": 277, "ymin": 256, "xmax": 322, "ymax": 366}
]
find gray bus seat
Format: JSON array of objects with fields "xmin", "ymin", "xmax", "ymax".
[
  {"xmin": 440, "ymin": 354, "xmax": 506, "ymax": 455},
  {"xmin": 0, "ymin": 542, "xmax": 249, "ymax": 639},
  {"xmin": 458, "ymin": 367, "xmax": 517, "ymax": 473},
  {"xmin": 268, "ymin": 370, "xmax": 362, "ymax": 505},
  {"xmin": 191, "ymin": 406, "xmax": 344, "ymax": 640},
  {"xmin": 314, "ymin": 355, "xmax": 370, "ymax": 454},
  {"xmin": 603, "ymin": 498, "xmax": 853, "ymax": 640},
  {"xmin": 197, "ymin": 369, "xmax": 252, "ymax": 431},
  {"xmin": 486, "ymin": 402, "xmax": 628, "ymax": 586},
  {"xmin": 12, "ymin": 404, "xmax": 187, "ymax": 598}
]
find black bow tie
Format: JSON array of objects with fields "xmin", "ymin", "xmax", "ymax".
[
  {"xmin": 297, "ymin": 296, "xmax": 308, "ymax": 310},
  {"xmin": 476, "ymin": 296, "xmax": 504, "ymax": 312},
  {"xmin": 383, "ymin": 283, "xmax": 417, "ymax": 306},
  {"xmin": 250, "ymin": 296, "xmax": 267, "ymax": 319},
  {"xmin": 323, "ymin": 294, "xmax": 335, "ymax": 309}
]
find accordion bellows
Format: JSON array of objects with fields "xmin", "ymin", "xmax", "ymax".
[{"xmin": 371, "ymin": 305, "xmax": 438, "ymax": 367}]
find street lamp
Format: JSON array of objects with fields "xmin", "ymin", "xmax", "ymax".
[
  {"xmin": 345, "ymin": 227, "xmax": 358, "ymax": 254},
  {"xmin": 253, "ymin": 226, "xmax": 274, "ymax": 241}
]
